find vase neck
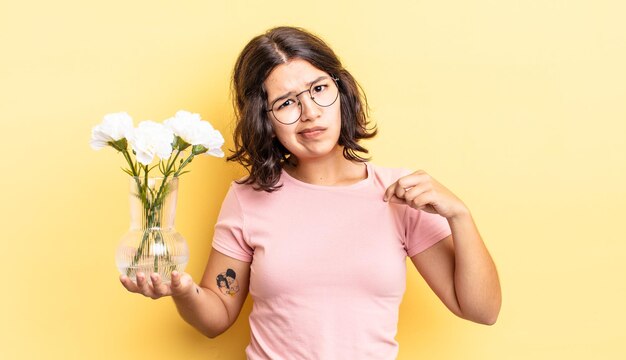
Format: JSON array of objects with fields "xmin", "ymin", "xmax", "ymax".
[{"xmin": 129, "ymin": 177, "xmax": 178, "ymax": 230}]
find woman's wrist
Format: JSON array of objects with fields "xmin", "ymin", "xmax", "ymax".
[{"xmin": 447, "ymin": 205, "xmax": 471, "ymax": 222}]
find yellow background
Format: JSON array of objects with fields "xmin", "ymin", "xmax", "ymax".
[{"xmin": 1, "ymin": 0, "xmax": 624, "ymax": 359}]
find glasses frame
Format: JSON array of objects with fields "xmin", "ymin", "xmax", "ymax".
[{"xmin": 265, "ymin": 76, "xmax": 340, "ymax": 125}]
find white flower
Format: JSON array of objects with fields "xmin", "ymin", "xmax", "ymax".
[
  {"xmin": 194, "ymin": 120, "xmax": 225, "ymax": 157},
  {"xmin": 164, "ymin": 110, "xmax": 202, "ymax": 145},
  {"xmin": 90, "ymin": 112, "xmax": 134, "ymax": 150},
  {"xmin": 127, "ymin": 121, "xmax": 174, "ymax": 165},
  {"xmin": 164, "ymin": 110, "xmax": 225, "ymax": 157},
  {"xmin": 202, "ymin": 125, "xmax": 225, "ymax": 158}
]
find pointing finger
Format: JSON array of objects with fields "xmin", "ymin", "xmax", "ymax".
[
  {"xmin": 387, "ymin": 195, "xmax": 406, "ymax": 204},
  {"xmin": 384, "ymin": 183, "xmax": 409, "ymax": 201},
  {"xmin": 383, "ymin": 184, "xmax": 395, "ymax": 202},
  {"xmin": 394, "ymin": 185, "xmax": 408, "ymax": 200}
]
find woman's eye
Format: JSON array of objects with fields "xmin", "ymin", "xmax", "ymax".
[
  {"xmin": 312, "ymin": 84, "xmax": 327, "ymax": 93},
  {"xmin": 277, "ymin": 99, "xmax": 295, "ymax": 110}
]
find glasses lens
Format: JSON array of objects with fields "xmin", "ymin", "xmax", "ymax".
[
  {"xmin": 269, "ymin": 77, "xmax": 339, "ymax": 125},
  {"xmin": 272, "ymin": 96, "xmax": 300, "ymax": 124},
  {"xmin": 310, "ymin": 78, "xmax": 339, "ymax": 107}
]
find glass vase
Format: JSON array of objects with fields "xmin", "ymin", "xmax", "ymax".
[{"xmin": 115, "ymin": 176, "xmax": 189, "ymax": 285}]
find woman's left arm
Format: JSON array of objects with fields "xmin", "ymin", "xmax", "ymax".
[{"xmin": 384, "ymin": 170, "xmax": 502, "ymax": 325}]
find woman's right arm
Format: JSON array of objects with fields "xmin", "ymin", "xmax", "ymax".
[{"xmin": 120, "ymin": 248, "xmax": 251, "ymax": 338}]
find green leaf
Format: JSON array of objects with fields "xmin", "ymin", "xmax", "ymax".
[{"xmin": 176, "ymin": 170, "xmax": 191, "ymax": 176}]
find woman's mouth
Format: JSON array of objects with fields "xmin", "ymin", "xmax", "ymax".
[{"xmin": 298, "ymin": 127, "xmax": 326, "ymax": 139}]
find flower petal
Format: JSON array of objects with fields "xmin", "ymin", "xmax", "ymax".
[
  {"xmin": 135, "ymin": 149, "xmax": 154, "ymax": 165},
  {"xmin": 205, "ymin": 147, "xmax": 224, "ymax": 158}
]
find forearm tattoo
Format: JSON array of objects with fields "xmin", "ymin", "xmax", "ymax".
[{"xmin": 216, "ymin": 268, "xmax": 240, "ymax": 296}]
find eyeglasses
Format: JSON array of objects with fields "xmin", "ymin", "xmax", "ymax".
[{"xmin": 266, "ymin": 76, "xmax": 339, "ymax": 125}]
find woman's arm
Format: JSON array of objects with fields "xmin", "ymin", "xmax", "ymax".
[
  {"xmin": 384, "ymin": 170, "xmax": 501, "ymax": 325},
  {"xmin": 121, "ymin": 248, "xmax": 251, "ymax": 338},
  {"xmin": 410, "ymin": 214, "xmax": 501, "ymax": 324},
  {"xmin": 173, "ymin": 249, "xmax": 251, "ymax": 337}
]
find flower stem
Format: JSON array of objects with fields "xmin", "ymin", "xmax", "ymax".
[
  {"xmin": 165, "ymin": 149, "xmax": 182, "ymax": 176},
  {"xmin": 153, "ymin": 149, "xmax": 181, "ymax": 204},
  {"xmin": 174, "ymin": 153, "xmax": 195, "ymax": 177},
  {"xmin": 122, "ymin": 149, "xmax": 139, "ymax": 177}
]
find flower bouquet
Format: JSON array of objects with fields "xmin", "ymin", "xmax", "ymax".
[{"xmin": 91, "ymin": 110, "xmax": 224, "ymax": 284}]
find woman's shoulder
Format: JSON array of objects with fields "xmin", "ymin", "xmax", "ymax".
[
  {"xmin": 227, "ymin": 163, "xmax": 413, "ymax": 194},
  {"xmin": 368, "ymin": 162, "xmax": 413, "ymax": 187},
  {"xmin": 226, "ymin": 177, "xmax": 276, "ymax": 201}
]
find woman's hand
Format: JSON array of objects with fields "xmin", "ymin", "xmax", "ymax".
[
  {"xmin": 120, "ymin": 271, "xmax": 195, "ymax": 300},
  {"xmin": 383, "ymin": 170, "xmax": 468, "ymax": 219}
]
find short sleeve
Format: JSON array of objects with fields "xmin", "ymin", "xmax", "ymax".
[
  {"xmin": 211, "ymin": 184, "xmax": 253, "ymax": 262},
  {"xmin": 404, "ymin": 207, "xmax": 452, "ymax": 257},
  {"xmin": 390, "ymin": 167, "xmax": 452, "ymax": 257}
]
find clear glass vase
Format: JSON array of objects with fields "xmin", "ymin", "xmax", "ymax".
[{"xmin": 115, "ymin": 176, "xmax": 189, "ymax": 285}]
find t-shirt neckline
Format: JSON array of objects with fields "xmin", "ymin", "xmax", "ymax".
[{"xmin": 280, "ymin": 162, "xmax": 372, "ymax": 190}]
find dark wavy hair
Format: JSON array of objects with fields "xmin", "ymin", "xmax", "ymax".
[{"xmin": 227, "ymin": 26, "xmax": 377, "ymax": 192}]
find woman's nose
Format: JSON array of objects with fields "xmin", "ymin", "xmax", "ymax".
[{"xmin": 298, "ymin": 94, "xmax": 322, "ymax": 122}]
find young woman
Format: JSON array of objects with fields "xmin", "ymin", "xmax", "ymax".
[{"xmin": 120, "ymin": 26, "xmax": 501, "ymax": 359}]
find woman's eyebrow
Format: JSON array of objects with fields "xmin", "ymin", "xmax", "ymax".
[{"xmin": 268, "ymin": 75, "xmax": 329, "ymax": 105}]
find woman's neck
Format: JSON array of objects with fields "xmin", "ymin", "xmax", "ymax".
[{"xmin": 284, "ymin": 148, "xmax": 367, "ymax": 186}]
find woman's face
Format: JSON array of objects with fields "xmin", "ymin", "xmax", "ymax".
[{"xmin": 263, "ymin": 58, "xmax": 342, "ymax": 163}]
